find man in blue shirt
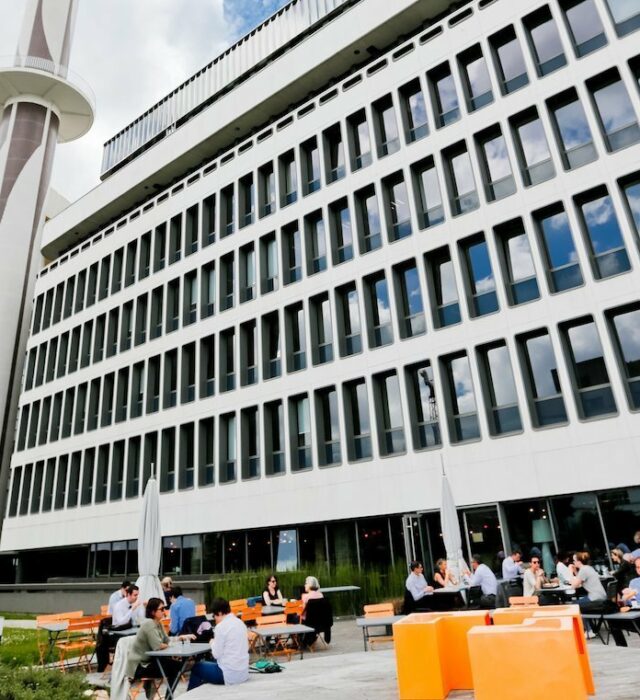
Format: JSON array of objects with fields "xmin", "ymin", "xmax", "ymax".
[
  {"xmin": 502, "ymin": 549, "xmax": 523, "ymax": 580},
  {"xmin": 169, "ymin": 586, "xmax": 197, "ymax": 635},
  {"xmin": 468, "ymin": 554, "xmax": 498, "ymax": 609}
]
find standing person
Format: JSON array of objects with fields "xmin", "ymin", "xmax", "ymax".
[
  {"xmin": 301, "ymin": 576, "xmax": 324, "ymax": 621},
  {"xmin": 108, "ymin": 580, "xmax": 131, "ymax": 615},
  {"xmin": 467, "ymin": 555, "xmax": 498, "ymax": 609},
  {"xmin": 502, "ymin": 549, "xmax": 524, "ymax": 580},
  {"xmin": 169, "ymin": 586, "xmax": 196, "ymax": 635},
  {"xmin": 187, "ymin": 598, "xmax": 249, "ymax": 690},
  {"xmin": 262, "ymin": 574, "xmax": 286, "ymax": 606},
  {"xmin": 112, "ymin": 584, "xmax": 144, "ymax": 627},
  {"xmin": 126, "ymin": 598, "xmax": 187, "ymax": 691},
  {"xmin": 523, "ymin": 556, "xmax": 546, "ymax": 596},
  {"xmin": 161, "ymin": 577, "xmax": 173, "ymax": 608},
  {"xmin": 433, "ymin": 559, "xmax": 457, "ymax": 588}
]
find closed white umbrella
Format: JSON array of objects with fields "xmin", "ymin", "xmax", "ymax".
[
  {"xmin": 135, "ymin": 473, "xmax": 164, "ymax": 604},
  {"xmin": 440, "ymin": 461, "xmax": 469, "ymax": 584}
]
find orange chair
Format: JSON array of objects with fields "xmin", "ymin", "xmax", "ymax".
[
  {"xmin": 394, "ymin": 611, "xmax": 491, "ymax": 700},
  {"xmin": 284, "ymin": 600, "xmax": 303, "ymax": 619},
  {"xmin": 230, "ymin": 599, "xmax": 246, "ymax": 616},
  {"xmin": 493, "ymin": 604, "xmax": 583, "ymax": 629},
  {"xmin": 509, "ymin": 596, "xmax": 539, "ymax": 606},
  {"xmin": 36, "ymin": 610, "xmax": 84, "ymax": 625},
  {"xmin": 468, "ymin": 616, "xmax": 593, "ymax": 699},
  {"xmin": 362, "ymin": 603, "xmax": 395, "ymax": 649},
  {"xmin": 54, "ymin": 615, "xmax": 102, "ymax": 671}
]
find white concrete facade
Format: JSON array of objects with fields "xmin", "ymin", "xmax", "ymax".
[{"xmin": 2, "ymin": 0, "xmax": 640, "ymax": 573}]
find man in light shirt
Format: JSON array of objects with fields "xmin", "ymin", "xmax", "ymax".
[
  {"xmin": 187, "ymin": 597, "xmax": 249, "ymax": 689},
  {"xmin": 405, "ymin": 561, "xmax": 434, "ymax": 611},
  {"xmin": 112, "ymin": 584, "xmax": 144, "ymax": 627},
  {"xmin": 502, "ymin": 549, "xmax": 523, "ymax": 580},
  {"xmin": 107, "ymin": 580, "xmax": 130, "ymax": 615},
  {"xmin": 467, "ymin": 554, "xmax": 498, "ymax": 609}
]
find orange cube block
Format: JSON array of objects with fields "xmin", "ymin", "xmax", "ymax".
[
  {"xmin": 468, "ymin": 616, "xmax": 593, "ymax": 700},
  {"xmin": 492, "ymin": 603, "xmax": 579, "ymax": 627}
]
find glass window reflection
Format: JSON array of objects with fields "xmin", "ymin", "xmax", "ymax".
[
  {"xmin": 561, "ymin": 0, "xmax": 607, "ymax": 56},
  {"xmin": 608, "ymin": 306, "xmax": 640, "ymax": 409}
]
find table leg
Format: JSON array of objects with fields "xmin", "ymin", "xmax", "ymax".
[
  {"xmin": 362, "ymin": 627, "xmax": 367, "ymax": 652},
  {"xmin": 153, "ymin": 657, "xmax": 189, "ymax": 700}
]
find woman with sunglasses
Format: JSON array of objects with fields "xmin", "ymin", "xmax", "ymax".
[
  {"xmin": 262, "ymin": 574, "xmax": 286, "ymax": 606},
  {"xmin": 126, "ymin": 597, "xmax": 191, "ymax": 692}
]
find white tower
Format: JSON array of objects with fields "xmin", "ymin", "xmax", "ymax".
[{"xmin": 0, "ymin": 0, "xmax": 93, "ymax": 532}]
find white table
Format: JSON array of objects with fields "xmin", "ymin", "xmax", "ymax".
[
  {"xmin": 356, "ymin": 615, "xmax": 405, "ymax": 651},
  {"xmin": 250, "ymin": 623, "xmax": 315, "ymax": 659},
  {"xmin": 147, "ymin": 641, "xmax": 211, "ymax": 699}
]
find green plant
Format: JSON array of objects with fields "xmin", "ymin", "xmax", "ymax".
[
  {"xmin": 0, "ymin": 629, "xmax": 41, "ymax": 667},
  {"xmin": 209, "ymin": 560, "xmax": 408, "ymax": 616},
  {"xmin": 0, "ymin": 663, "xmax": 89, "ymax": 700}
]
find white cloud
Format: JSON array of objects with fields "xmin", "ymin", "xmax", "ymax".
[{"xmin": 0, "ymin": 1, "xmax": 290, "ymax": 203}]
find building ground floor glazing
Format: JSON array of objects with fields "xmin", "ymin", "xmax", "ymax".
[{"xmin": 1, "ymin": 484, "xmax": 637, "ymax": 584}]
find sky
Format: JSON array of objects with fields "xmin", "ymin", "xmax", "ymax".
[{"xmin": 0, "ymin": 0, "xmax": 289, "ymax": 204}]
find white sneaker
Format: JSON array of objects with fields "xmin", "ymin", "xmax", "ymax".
[{"xmin": 585, "ymin": 630, "xmax": 596, "ymax": 640}]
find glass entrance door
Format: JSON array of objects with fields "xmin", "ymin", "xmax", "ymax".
[
  {"xmin": 462, "ymin": 505, "xmax": 505, "ymax": 574},
  {"xmin": 402, "ymin": 514, "xmax": 424, "ymax": 565}
]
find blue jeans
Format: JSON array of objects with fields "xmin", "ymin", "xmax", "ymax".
[{"xmin": 188, "ymin": 661, "xmax": 225, "ymax": 690}]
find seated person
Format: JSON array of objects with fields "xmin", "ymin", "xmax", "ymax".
[
  {"xmin": 502, "ymin": 548, "xmax": 524, "ymax": 581},
  {"xmin": 611, "ymin": 548, "xmax": 635, "ymax": 593},
  {"xmin": 262, "ymin": 574, "xmax": 286, "ymax": 606},
  {"xmin": 301, "ymin": 576, "xmax": 324, "ymax": 621},
  {"xmin": 108, "ymin": 580, "xmax": 131, "ymax": 614},
  {"xmin": 621, "ymin": 557, "xmax": 640, "ymax": 607},
  {"xmin": 126, "ymin": 598, "xmax": 189, "ymax": 689},
  {"xmin": 405, "ymin": 561, "xmax": 434, "ymax": 611},
  {"xmin": 169, "ymin": 586, "xmax": 196, "ymax": 636},
  {"xmin": 571, "ymin": 551, "xmax": 607, "ymax": 612},
  {"xmin": 161, "ymin": 576, "xmax": 173, "ymax": 608},
  {"xmin": 187, "ymin": 598, "xmax": 249, "ymax": 690},
  {"xmin": 112, "ymin": 584, "xmax": 144, "ymax": 627},
  {"xmin": 523, "ymin": 556, "xmax": 546, "ymax": 596},
  {"xmin": 466, "ymin": 555, "xmax": 498, "ymax": 609},
  {"xmin": 555, "ymin": 551, "xmax": 575, "ymax": 585},
  {"xmin": 433, "ymin": 558, "xmax": 457, "ymax": 588}
]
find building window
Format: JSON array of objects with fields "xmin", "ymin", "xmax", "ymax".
[
  {"xmin": 399, "ymin": 79, "xmax": 429, "ymax": 143},
  {"xmin": 329, "ymin": 199, "xmax": 353, "ymax": 265},
  {"xmin": 588, "ymin": 70, "xmax": 640, "ymax": 152},
  {"xmin": 111, "ymin": 248, "xmax": 123, "ymax": 294},
  {"xmin": 169, "ymin": 215, "xmax": 182, "ymax": 264},
  {"xmin": 239, "ymin": 244, "xmax": 256, "ymax": 303},
  {"xmin": 322, "ymin": 123, "xmax": 345, "ymax": 184},
  {"xmin": 179, "ymin": 423, "xmax": 195, "ymax": 489},
  {"xmin": 518, "ymin": 330, "xmax": 568, "ymax": 427},
  {"xmin": 559, "ymin": 0, "xmax": 607, "ymax": 57},
  {"xmin": 285, "ymin": 302, "xmax": 306, "ymax": 371},
  {"xmin": 393, "ymin": 261, "xmax": 426, "ymax": 338},
  {"xmin": 185, "ymin": 206, "xmax": 198, "ymax": 256},
  {"xmin": 620, "ymin": 174, "xmax": 640, "ymax": 241},
  {"xmin": 163, "ymin": 350, "xmax": 177, "ymax": 409},
  {"xmin": 219, "ymin": 413, "xmax": 236, "ymax": 483},
  {"xmin": 477, "ymin": 341, "xmax": 523, "ymax": 435},
  {"xmin": 220, "ymin": 328, "xmax": 235, "ymax": 392},
  {"xmin": 305, "ymin": 211, "xmax": 327, "ymax": 274},
  {"xmin": 150, "ymin": 286, "xmax": 163, "ymax": 338},
  {"xmin": 241, "ymin": 407, "xmax": 260, "ymax": 480},
  {"xmin": 282, "ymin": 223, "xmax": 302, "ymax": 285},
  {"xmin": 182, "ymin": 273, "xmax": 197, "ymax": 327},
  {"xmin": 460, "ymin": 234, "xmax": 499, "ymax": 317},
  {"xmin": 373, "ymin": 94, "xmax": 400, "ymax": 157},
  {"xmin": 260, "ymin": 233, "xmax": 279, "ymax": 293},
  {"xmin": 262, "ymin": 311, "xmax": 281, "ymax": 380},
  {"xmin": 412, "ymin": 156, "xmax": 444, "ymax": 229},
  {"xmin": 289, "ymin": 394, "xmax": 312, "ymax": 471},
  {"xmin": 429, "ymin": 62, "xmax": 460, "ymax": 128},
  {"xmin": 561, "ymin": 318, "xmax": 617, "ymax": 418},
  {"xmin": 426, "ymin": 246, "xmax": 461, "ymax": 328},
  {"xmin": 458, "ymin": 44, "xmax": 493, "ymax": 112},
  {"xmin": 336, "ymin": 283, "xmax": 362, "ymax": 357},
  {"xmin": 604, "ymin": 0, "xmax": 640, "ymax": 37},
  {"xmin": 239, "ymin": 173, "xmax": 254, "ymax": 228},
  {"xmin": 343, "ymin": 379, "xmax": 372, "ymax": 461},
  {"xmin": 347, "ymin": 109, "xmax": 372, "ymax": 171},
  {"xmin": 495, "ymin": 219, "xmax": 540, "ymax": 305},
  {"xmin": 440, "ymin": 353, "xmax": 481, "ymax": 443},
  {"xmin": 258, "ymin": 162, "xmax": 276, "ymax": 218},
  {"xmin": 135, "ymin": 294, "xmax": 148, "ymax": 345},
  {"xmin": 548, "ymin": 90, "xmax": 597, "ymax": 170},
  {"xmin": 240, "ymin": 320, "xmax": 258, "ymax": 386},
  {"xmin": 181, "ymin": 343, "xmax": 196, "ymax": 403},
  {"xmin": 199, "ymin": 334, "xmax": 215, "ymax": 398},
  {"xmin": 355, "ymin": 185, "xmax": 382, "ymax": 253},
  {"xmin": 146, "ymin": 357, "xmax": 160, "ymax": 413},
  {"xmin": 131, "ymin": 362, "xmax": 144, "ymax": 418},
  {"xmin": 511, "ymin": 108, "xmax": 556, "ymax": 187},
  {"xmin": 310, "ymin": 293, "xmax": 334, "ymax": 365},
  {"xmin": 315, "ymin": 386, "xmax": 341, "ymax": 466},
  {"xmin": 523, "ymin": 6, "xmax": 567, "ymax": 77},
  {"xmin": 383, "ymin": 172, "xmax": 412, "ymax": 242},
  {"xmin": 198, "ymin": 418, "xmax": 215, "ymax": 486},
  {"xmin": 576, "ymin": 188, "xmax": 631, "ymax": 279},
  {"xmin": 202, "ymin": 194, "xmax": 216, "ymax": 246},
  {"xmin": 534, "ymin": 204, "xmax": 583, "ymax": 292},
  {"xmin": 405, "ymin": 362, "xmax": 441, "ymax": 450},
  {"xmin": 80, "ymin": 450, "xmax": 94, "ymax": 506},
  {"xmin": 220, "ymin": 253, "xmax": 234, "ymax": 311},
  {"xmin": 490, "ymin": 26, "xmax": 529, "ymax": 95},
  {"xmin": 373, "ymin": 371, "xmax": 406, "ymax": 456},
  {"xmin": 476, "ymin": 125, "xmax": 516, "ymax": 202},
  {"xmin": 279, "ymin": 150, "xmax": 298, "ymax": 207},
  {"xmin": 364, "ymin": 272, "xmax": 393, "ymax": 348},
  {"xmin": 444, "ymin": 142, "xmax": 479, "ymax": 216},
  {"xmin": 110, "ymin": 441, "xmax": 125, "ymax": 500},
  {"xmin": 301, "ymin": 137, "xmax": 321, "ymax": 195},
  {"xmin": 221, "ymin": 184, "xmax": 234, "ymax": 237},
  {"xmin": 265, "ymin": 400, "xmax": 285, "ymax": 475},
  {"xmin": 166, "ymin": 279, "xmax": 179, "ymax": 332},
  {"xmin": 607, "ymin": 303, "xmax": 640, "ymax": 410}
]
